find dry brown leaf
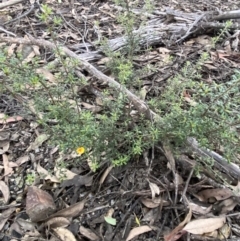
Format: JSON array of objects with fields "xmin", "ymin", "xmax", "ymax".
[
  {"xmin": 0, "ymin": 207, "xmax": 15, "ymax": 231},
  {"xmin": 203, "ymin": 63, "xmax": 218, "ymax": 70},
  {"xmin": 54, "ymin": 167, "xmax": 77, "ymax": 180},
  {"xmin": 36, "ymin": 68, "xmax": 56, "ymax": 83},
  {"xmin": 37, "ymin": 163, "xmax": 60, "ymax": 183},
  {"xmin": 141, "ymin": 198, "xmax": 159, "ymax": 208},
  {"xmin": 174, "ymin": 173, "xmax": 184, "ymax": 185},
  {"xmin": 26, "ymin": 134, "xmax": 49, "ymax": 152},
  {"xmin": 163, "ymin": 145, "xmax": 176, "ymax": 172},
  {"xmin": 16, "ymin": 218, "xmax": 36, "ymax": 231},
  {"xmin": 26, "ymin": 186, "xmax": 56, "ymax": 222},
  {"xmin": 183, "ymin": 217, "xmax": 226, "ymax": 235},
  {"xmin": 217, "ymin": 223, "xmax": 231, "ymax": 239},
  {"xmin": 212, "ymin": 197, "xmax": 239, "ymax": 215},
  {"xmin": 7, "ymin": 43, "xmax": 17, "ymax": 56},
  {"xmin": 49, "ymin": 200, "xmax": 85, "ymax": 219},
  {"xmin": 32, "ymin": 45, "xmax": 40, "ymax": 55},
  {"xmin": 196, "ymin": 188, "xmax": 233, "ymax": 202},
  {"xmin": 16, "ymin": 155, "xmax": 29, "ymax": 165},
  {"xmin": 0, "ymin": 140, "xmax": 10, "ymax": 154},
  {"xmin": 230, "ymin": 181, "xmax": 240, "ymax": 195},
  {"xmin": 126, "ymin": 225, "xmax": 153, "ymax": 241},
  {"xmin": 53, "ymin": 227, "xmax": 76, "ymax": 241},
  {"xmin": 81, "ymin": 102, "xmax": 102, "ymax": 113},
  {"xmin": 99, "ymin": 165, "xmax": 113, "ymax": 185},
  {"xmin": 3, "ymin": 154, "xmax": 13, "ymax": 177},
  {"xmin": 148, "ymin": 181, "xmax": 160, "ymax": 199},
  {"xmin": 184, "ymin": 96, "xmax": 197, "ymax": 106},
  {"xmin": 0, "ymin": 115, "xmax": 23, "ymax": 124},
  {"xmin": 164, "ymin": 207, "xmax": 192, "ymax": 241},
  {"xmin": 0, "ymin": 180, "xmax": 10, "ymax": 203},
  {"xmin": 189, "ymin": 201, "xmax": 212, "ymax": 215},
  {"xmin": 46, "ymin": 217, "xmax": 70, "ymax": 229},
  {"xmin": 79, "ymin": 226, "xmax": 99, "ymax": 240},
  {"xmin": 0, "ymin": 129, "xmax": 9, "ymax": 141}
]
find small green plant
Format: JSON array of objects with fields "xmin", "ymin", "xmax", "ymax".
[
  {"xmin": 212, "ymin": 20, "xmax": 233, "ymax": 45},
  {"xmin": 25, "ymin": 171, "xmax": 36, "ymax": 185}
]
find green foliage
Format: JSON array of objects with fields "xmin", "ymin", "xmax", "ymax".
[
  {"xmin": 0, "ymin": 2, "xmax": 239, "ymax": 174},
  {"xmin": 25, "ymin": 171, "xmax": 35, "ymax": 185},
  {"xmin": 149, "ymin": 55, "xmax": 240, "ymax": 161},
  {"xmin": 212, "ymin": 20, "xmax": 233, "ymax": 45}
]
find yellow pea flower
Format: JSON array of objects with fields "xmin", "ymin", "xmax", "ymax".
[{"xmin": 76, "ymin": 146, "xmax": 85, "ymax": 155}]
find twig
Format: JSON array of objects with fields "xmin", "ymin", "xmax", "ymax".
[{"xmin": 0, "ymin": 26, "xmax": 16, "ymax": 37}]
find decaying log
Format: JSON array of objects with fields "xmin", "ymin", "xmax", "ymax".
[{"xmin": 67, "ymin": 8, "xmax": 240, "ymax": 61}]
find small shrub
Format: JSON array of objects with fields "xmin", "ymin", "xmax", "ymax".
[{"xmin": 0, "ymin": 3, "xmax": 239, "ymax": 173}]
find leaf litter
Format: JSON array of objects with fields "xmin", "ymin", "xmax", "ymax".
[{"xmin": 1, "ymin": 0, "xmax": 240, "ymax": 241}]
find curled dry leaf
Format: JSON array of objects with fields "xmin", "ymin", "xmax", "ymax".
[
  {"xmin": 148, "ymin": 181, "xmax": 160, "ymax": 199},
  {"xmin": 0, "ymin": 207, "xmax": 15, "ymax": 231},
  {"xmin": 0, "ymin": 115, "xmax": 23, "ymax": 124},
  {"xmin": 54, "ymin": 167, "xmax": 77, "ymax": 180},
  {"xmin": 16, "ymin": 155, "xmax": 29, "ymax": 165},
  {"xmin": 212, "ymin": 197, "xmax": 239, "ymax": 215},
  {"xmin": 3, "ymin": 154, "xmax": 14, "ymax": 176},
  {"xmin": 36, "ymin": 68, "xmax": 56, "ymax": 83},
  {"xmin": 164, "ymin": 207, "xmax": 192, "ymax": 241},
  {"xmin": 217, "ymin": 223, "xmax": 231, "ymax": 239},
  {"xmin": 0, "ymin": 140, "xmax": 10, "ymax": 154},
  {"xmin": 46, "ymin": 217, "xmax": 70, "ymax": 229},
  {"xmin": 79, "ymin": 226, "xmax": 99, "ymax": 241},
  {"xmin": 99, "ymin": 165, "xmax": 113, "ymax": 185},
  {"xmin": 141, "ymin": 197, "xmax": 170, "ymax": 208},
  {"xmin": 53, "ymin": 227, "xmax": 76, "ymax": 241},
  {"xmin": 189, "ymin": 201, "xmax": 212, "ymax": 215},
  {"xmin": 37, "ymin": 163, "xmax": 60, "ymax": 183},
  {"xmin": 49, "ymin": 200, "xmax": 85, "ymax": 219},
  {"xmin": 163, "ymin": 145, "xmax": 176, "ymax": 172},
  {"xmin": 126, "ymin": 225, "xmax": 153, "ymax": 241},
  {"xmin": 16, "ymin": 218, "xmax": 36, "ymax": 231},
  {"xmin": 196, "ymin": 188, "xmax": 233, "ymax": 202},
  {"xmin": 26, "ymin": 133, "xmax": 49, "ymax": 152},
  {"xmin": 0, "ymin": 180, "xmax": 10, "ymax": 204},
  {"xmin": 183, "ymin": 217, "xmax": 226, "ymax": 235}
]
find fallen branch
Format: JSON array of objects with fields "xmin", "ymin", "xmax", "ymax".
[
  {"xmin": 213, "ymin": 10, "xmax": 240, "ymax": 21},
  {"xmin": 0, "ymin": 0, "xmax": 24, "ymax": 9}
]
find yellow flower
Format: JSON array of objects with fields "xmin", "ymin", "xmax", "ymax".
[{"xmin": 76, "ymin": 146, "xmax": 85, "ymax": 155}]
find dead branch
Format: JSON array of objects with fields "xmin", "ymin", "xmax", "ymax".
[
  {"xmin": 213, "ymin": 10, "xmax": 240, "ymax": 21},
  {"xmin": 0, "ymin": 0, "xmax": 24, "ymax": 9},
  {"xmin": 68, "ymin": 8, "xmax": 240, "ymax": 62}
]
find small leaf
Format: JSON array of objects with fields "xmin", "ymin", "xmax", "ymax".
[
  {"xmin": 27, "ymin": 134, "xmax": 49, "ymax": 152},
  {"xmin": 0, "ymin": 181, "xmax": 10, "ymax": 203},
  {"xmin": 104, "ymin": 216, "xmax": 116, "ymax": 226}
]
